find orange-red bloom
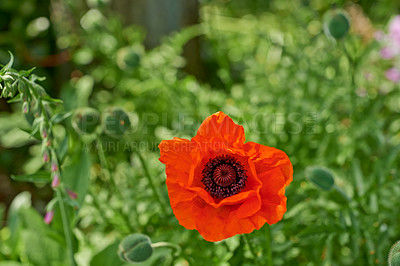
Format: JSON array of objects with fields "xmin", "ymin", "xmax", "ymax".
[{"xmin": 159, "ymin": 111, "xmax": 293, "ymax": 242}]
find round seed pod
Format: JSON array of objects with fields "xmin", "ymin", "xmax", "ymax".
[
  {"xmin": 389, "ymin": 241, "xmax": 400, "ymax": 266},
  {"xmin": 72, "ymin": 107, "xmax": 100, "ymax": 135},
  {"xmin": 118, "ymin": 234, "xmax": 153, "ymax": 263},
  {"xmin": 116, "ymin": 47, "xmax": 141, "ymax": 70},
  {"xmin": 102, "ymin": 108, "xmax": 131, "ymax": 137},
  {"xmin": 324, "ymin": 10, "xmax": 351, "ymax": 40}
]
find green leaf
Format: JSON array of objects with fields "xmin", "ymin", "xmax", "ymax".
[
  {"xmin": 18, "ymin": 67, "xmax": 36, "ymax": 77},
  {"xmin": 90, "ymin": 242, "xmax": 126, "ymax": 266},
  {"xmin": 352, "ymin": 159, "xmax": 365, "ymax": 197},
  {"xmin": 0, "ymin": 203, "xmax": 5, "ymax": 229},
  {"xmin": 306, "ymin": 166, "xmax": 335, "ymax": 191},
  {"xmin": 50, "ymin": 111, "xmax": 73, "ymax": 124},
  {"xmin": 2, "ymin": 51, "xmax": 14, "ymax": 73},
  {"xmin": 11, "ymin": 171, "xmax": 51, "ymax": 183},
  {"xmin": 22, "ymin": 229, "xmax": 67, "ymax": 266},
  {"xmin": 57, "ymin": 135, "xmax": 69, "ymax": 162},
  {"xmin": 62, "ymin": 148, "xmax": 92, "ymax": 206},
  {"xmin": 0, "ymin": 127, "xmax": 35, "ymax": 148}
]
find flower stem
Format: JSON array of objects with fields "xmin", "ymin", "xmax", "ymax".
[
  {"xmin": 242, "ymin": 234, "xmax": 257, "ymax": 258},
  {"xmin": 56, "ymin": 189, "xmax": 76, "ymax": 266},
  {"xmin": 151, "ymin": 242, "xmax": 181, "ymax": 256},
  {"xmin": 265, "ymin": 225, "xmax": 273, "ymax": 266},
  {"xmin": 135, "ymin": 150, "xmax": 167, "ymax": 216}
]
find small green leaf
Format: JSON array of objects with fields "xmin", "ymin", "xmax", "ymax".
[
  {"xmin": 11, "ymin": 171, "xmax": 51, "ymax": 183},
  {"xmin": 50, "ymin": 111, "xmax": 73, "ymax": 124},
  {"xmin": 18, "ymin": 67, "xmax": 36, "ymax": 77},
  {"xmin": 306, "ymin": 166, "xmax": 335, "ymax": 191},
  {"xmin": 91, "ymin": 242, "xmax": 126, "ymax": 266},
  {"xmin": 3, "ymin": 51, "xmax": 14, "ymax": 72}
]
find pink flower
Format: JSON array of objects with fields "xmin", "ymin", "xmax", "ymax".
[
  {"xmin": 389, "ymin": 16, "xmax": 400, "ymax": 46},
  {"xmin": 380, "ymin": 47, "xmax": 394, "ymax": 59},
  {"xmin": 385, "ymin": 68, "xmax": 400, "ymax": 82},
  {"xmin": 44, "ymin": 210, "xmax": 54, "ymax": 224}
]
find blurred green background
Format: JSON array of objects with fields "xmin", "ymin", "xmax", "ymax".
[{"xmin": 1, "ymin": 0, "xmax": 400, "ymax": 265}]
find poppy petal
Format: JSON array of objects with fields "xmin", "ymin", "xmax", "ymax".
[
  {"xmin": 159, "ymin": 137, "xmax": 193, "ymax": 185},
  {"xmin": 244, "ymin": 141, "xmax": 293, "ymax": 185},
  {"xmin": 192, "ymin": 111, "xmax": 245, "ymax": 148}
]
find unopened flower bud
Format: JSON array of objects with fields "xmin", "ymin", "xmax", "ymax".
[
  {"xmin": 323, "ymin": 9, "xmax": 351, "ymax": 40},
  {"xmin": 51, "ymin": 174, "xmax": 60, "ymax": 188},
  {"xmin": 22, "ymin": 101, "xmax": 29, "ymax": 114},
  {"xmin": 118, "ymin": 234, "xmax": 153, "ymax": 263},
  {"xmin": 103, "ymin": 108, "xmax": 131, "ymax": 138},
  {"xmin": 44, "ymin": 210, "xmax": 54, "ymax": 224},
  {"xmin": 66, "ymin": 189, "xmax": 78, "ymax": 200},
  {"xmin": 72, "ymin": 107, "xmax": 100, "ymax": 135},
  {"xmin": 43, "ymin": 151, "xmax": 50, "ymax": 163},
  {"xmin": 51, "ymin": 163, "xmax": 58, "ymax": 172}
]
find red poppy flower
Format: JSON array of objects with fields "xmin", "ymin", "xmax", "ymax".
[{"xmin": 159, "ymin": 111, "xmax": 293, "ymax": 242}]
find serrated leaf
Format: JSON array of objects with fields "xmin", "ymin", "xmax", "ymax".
[{"xmin": 11, "ymin": 171, "xmax": 51, "ymax": 183}]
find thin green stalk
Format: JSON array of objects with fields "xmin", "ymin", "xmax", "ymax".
[
  {"xmin": 242, "ymin": 234, "xmax": 257, "ymax": 258},
  {"xmin": 135, "ymin": 150, "xmax": 167, "ymax": 216},
  {"xmin": 265, "ymin": 225, "xmax": 273, "ymax": 266},
  {"xmin": 95, "ymin": 139, "xmax": 134, "ymax": 231},
  {"xmin": 56, "ymin": 189, "xmax": 76, "ymax": 266}
]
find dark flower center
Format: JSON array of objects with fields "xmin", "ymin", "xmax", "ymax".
[{"xmin": 201, "ymin": 154, "xmax": 247, "ymax": 199}]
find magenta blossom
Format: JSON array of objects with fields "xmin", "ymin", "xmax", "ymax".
[{"xmin": 385, "ymin": 68, "xmax": 400, "ymax": 82}]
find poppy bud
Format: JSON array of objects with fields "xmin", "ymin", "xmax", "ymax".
[
  {"xmin": 118, "ymin": 234, "xmax": 153, "ymax": 263},
  {"xmin": 324, "ymin": 9, "xmax": 351, "ymax": 40},
  {"xmin": 389, "ymin": 241, "xmax": 400, "ymax": 266},
  {"xmin": 102, "ymin": 108, "xmax": 131, "ymax": 137},
  {"xmin": 72, "ymin": 107, "xmax": 100, "ymax": 135},
  {"xmin": 117, "ymin": 47, "xmax": 141, "ymax": 70},
  {"xmin": 306, "ymin": 166, "xmax": 335, "ymax": 191},
  {"xmin": 44, "ymin": 210, "xmax": 54, "ymax": 224}
]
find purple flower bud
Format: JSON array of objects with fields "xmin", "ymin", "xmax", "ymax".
[
  {"xmin": 43, "ymin": 152, "xmax": 50, "ymax": 163},
  {"xmin": 42, "ymin": 129, "xmax": 47, "ymax": 139},
  {"xmin": 385, "ymin": 68, "xmax": 400, "ymax": 82},
  {"xmin": 52, "ymin": 174, "xmax": 60, "ymax": 188},
  {"xmin": 51, "ymin": 163, "xmax": 58, "ymax": 172},
  {"xmin": 44, "ymin": 210, "xmax": 54, "ymax": 224},
  {"xmin": 67, "ymin": 189, "xmax": 78, "ymax": 200}
]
